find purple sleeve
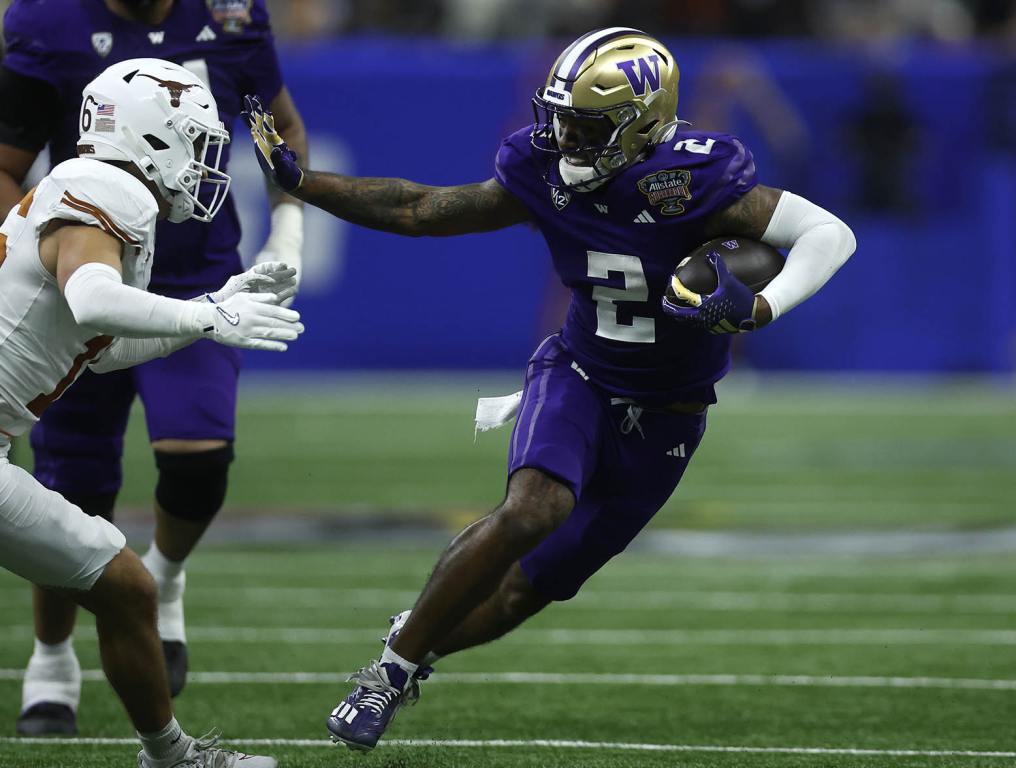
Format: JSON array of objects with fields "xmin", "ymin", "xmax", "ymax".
[
  {"xmin": 494, "ymin": 127, "xmax": 543, "ymax": 209},
  {"xmin": 690, "ymin": 134, "xmax": 758, "ymax": 217},
  {"xmin": 235, "ymin": 0, "xmax": 284, "ymax": 106},
  {"xmin": 2, "ymin": 0, "xmax": 65, "ymax": 91}
]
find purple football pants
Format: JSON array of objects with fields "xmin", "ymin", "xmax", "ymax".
[
  {"xmin": 510, "ymin": 335, "xmax": 707, "ymax": 601},
  {"xmin": 31, "ymin": 340, "xmax": 241, "ymax": 497}
]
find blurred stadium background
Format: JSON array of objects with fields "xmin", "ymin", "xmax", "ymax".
[
  {"xmin": 1, "ymin": 2, "xmax": 1016, "ymax": 766},
  {"xmin": 0, "ymin": 0, "xmax": 1009, "ymax": 523}
]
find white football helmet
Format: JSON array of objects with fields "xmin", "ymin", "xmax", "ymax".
[{"xmin": 77, "ymin": 58, "xmax": 230, "ymax": 223}]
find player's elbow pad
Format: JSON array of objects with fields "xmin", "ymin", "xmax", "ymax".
[
  {"xmin": 758, "ymin": 192, "xmax": 855, "ymax": 320},
  {"xmin": 63, "ymin": 262, "xmax": 203, "ymax": 338}
]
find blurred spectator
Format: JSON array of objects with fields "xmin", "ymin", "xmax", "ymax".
[
  {"xmin": 262, "ymin": 0, "xmax": 1015, "ymax": 41},
  {"xmin": 814, "ymin": 0, "xmax": 972, "ymax": 42},
  {"xmin": 265, "ymin": 0, "xmax": 348, "ymax": 39},
  {"xmin": 843, "ymin": 72, "xmax": 919, "ymax": 215},
  {"xmin": 5, "ymin": 0, "xmax": 1016, "ymax": 41}
]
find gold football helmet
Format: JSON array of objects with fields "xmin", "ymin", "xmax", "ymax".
[{"xmin": 532, "ymin": 28, "xmax": 682, "ymax": 191}]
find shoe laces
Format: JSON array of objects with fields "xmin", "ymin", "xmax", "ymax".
[
  {"xmin": 175, "ymin": 729, "xmax": 249, "ymax": 768},
  {"xmin": 347, "ymin": 661, "xmax": 414, "ymax": 715}
]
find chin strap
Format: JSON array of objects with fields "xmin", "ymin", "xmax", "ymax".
[
  {"xmin": 167, "ymin": 192, "xmax": 193, "ymax": 224},
  {"xmin": 557, "ymin": 158, "xmax": 611, "ymax": 191}
]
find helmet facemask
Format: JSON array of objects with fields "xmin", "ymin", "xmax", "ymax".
[
  {"xmin": 532, "ymin": 88, "xmax": 644, "ymax": 191},
  {"xmin": 157, "ymin": 115, "xmax": 231, "ymax": 223}
]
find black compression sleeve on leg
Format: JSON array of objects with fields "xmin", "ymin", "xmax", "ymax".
[
  {"xmin": 63, "ymin": 491, "xmax": 118, "ymax": 522},
  {"xmin": 154, "ymin": 444, "xmax": 234, "ymax": 522}
]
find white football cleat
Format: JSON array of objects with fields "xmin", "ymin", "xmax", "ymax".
[{"xmin": 138, "ymin": 730, "xmax": 277, "ymax": 768}]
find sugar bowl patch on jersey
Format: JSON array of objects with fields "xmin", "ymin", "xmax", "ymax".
[
  {"xmin": 636, "ymin": 168, "xmax": 692, "ymax": 216},
  {"xmin": 207, "ymin": 0, "xmax": 254, "ymax": 34}
]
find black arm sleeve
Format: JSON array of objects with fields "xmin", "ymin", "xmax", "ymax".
[{"xmin": 0, "ymin": 65, "xmax": 62, "ymax": 153}]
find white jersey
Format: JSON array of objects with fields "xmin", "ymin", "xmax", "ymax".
[{"xmin": 0, "ymin": 158, "xmax": 158, "ymax": 437}]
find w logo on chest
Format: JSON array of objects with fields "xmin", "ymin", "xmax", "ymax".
[{"xmin": 616, "ymin": 55, "xmax": 661, "ymax": 96}]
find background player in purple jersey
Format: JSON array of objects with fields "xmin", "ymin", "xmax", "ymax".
[
  {"xmin": 0, "ymin": 0, "xmax": 308, "ymax": 734},
  {"xmin": 245, "ymin": 27, "xmax": 856, "ymax": 750}
]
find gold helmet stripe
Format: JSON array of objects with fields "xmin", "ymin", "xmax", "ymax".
[{"xmin": 552, "ymin": 27, "xmax": 644, "ymax": 91}]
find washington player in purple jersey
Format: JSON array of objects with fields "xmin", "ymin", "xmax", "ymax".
[
  {"xmin": 0, "ymin": 0, "xmax": 308, "ymax": 735},
  {"xmin": 246, "ymin": 27, "xmax": 856, "ymax": 750}
]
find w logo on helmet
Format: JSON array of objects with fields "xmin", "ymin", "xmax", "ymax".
[
  {"xmin": 137, "ymin": 73, "xmax": 201, "ymax": 107},
  {"xmin": 615, "ymin": 55, "xmax": 662, "ymax": 96}
]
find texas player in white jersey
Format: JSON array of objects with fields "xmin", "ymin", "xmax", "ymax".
[{"xmin": 0, "ymin": 59, "xmax": 300, "ymax": 767}]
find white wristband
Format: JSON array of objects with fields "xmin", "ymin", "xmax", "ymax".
[{"xmin": 260, "ymin": 202, "xmax": 303, "ymax": 259}]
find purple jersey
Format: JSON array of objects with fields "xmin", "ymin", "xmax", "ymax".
[
  {"xmin": 495, "ymin": 127, "xmax": 757, "ymax": 406},
  {"xmin": 2, "ymin": 0, "xmax": 284, "ymax": 297}
]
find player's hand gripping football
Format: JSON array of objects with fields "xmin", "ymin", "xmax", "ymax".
[
  {"xmin": 662, "ymin": 251, "xmax": 759, "ymax": 334},
  {"xmin": 207, "ymin": 262, "xmax": 298, "ymax": 305},
  {"xmin": 242, "ymin": 94, "xmax": 305, "ymax": 193},
  {"xmin": 197, "ymin": 292, "xmax": 305, "ymax": 352}
]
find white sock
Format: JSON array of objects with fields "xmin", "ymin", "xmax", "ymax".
[
  {"xmin": 22, "ymin": 638, "xmax": 81, "ymax": 712},
  {"xmin": 141, "ymin": 543, "xmax": 184, "ymax": 584},
  {"xmin": 380, "ymin": 647, "xmax": 418, "ymax": 681},
  {"xmin": 138, "ymin": 717, "xmax": 193, "ymax": 767},
  {"xmin": 142, "ymin": 544, "xmax": 186, "ymax": 643}
]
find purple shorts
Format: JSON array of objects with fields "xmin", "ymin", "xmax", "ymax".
[
  {"xmin": 510, "ymin": 335, "xmax": 707, "ymax": 601},
  {"xmin": 30, "ymin": 340, "xmax": 241, "ymax": 497}
]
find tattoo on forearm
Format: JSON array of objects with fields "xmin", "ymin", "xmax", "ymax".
[
  {"xmin": 704, "ymin": 184, "xmax": 783, "ymax": 240},
  {"xmin": 300, "ymin": 174, "xmax": 528, "ymax": 236}
]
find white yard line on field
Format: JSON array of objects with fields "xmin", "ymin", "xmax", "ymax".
[
  {"xmin": 4, "ymin": 585, "xmax": 1016, "ymax": 615},
  {"xmin": 2, "ymin": 669, "xmax": 1015, "ymax": 691},
  {"xmin": 1, "ymin": 736, "xmax": 1014, "ymax": 758},
  {"xmin": 5, "ymin": 625, "xmax": 1016, "ymax": 645}
]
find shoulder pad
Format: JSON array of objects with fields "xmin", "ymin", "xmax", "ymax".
[{"xmin": 46, "ymin": 159, "xmax": 158, "ymax": 245}]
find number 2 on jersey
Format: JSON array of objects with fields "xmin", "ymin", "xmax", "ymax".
[
  {"xmin": 674, "ymin": 138, "xmax": 715, "ymax": 155},
  {"xmin": 586, "ymin": 251, "xmax": 655, "ymax": 343}
]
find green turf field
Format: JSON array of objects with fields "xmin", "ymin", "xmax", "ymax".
[
  {"xmin": 13, "ymin": 373, "xmax": 1014, "ymax": 530},
  {"xmin": 1, "ymin": 375, "xmax": 1015, "ymax": 766},
  {"xmin": 2, "ymin": 547, "xmax": 1016, "ymax": 767}
]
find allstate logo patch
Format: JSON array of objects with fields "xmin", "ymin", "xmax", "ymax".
[
  {"xmin": 636, "ymin": 168, "xmax": 692, "ymax": 216},
  {"xmin": 207, "ymin": 0, "xmax": 253, "ymax": 33},
  {"xmin": 550, "ymin": 186, "xmax": 571, "ymax": 211}
]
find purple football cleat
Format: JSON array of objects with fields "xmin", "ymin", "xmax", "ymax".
[{"xmin": 326, "ymin": 661, "xmax": 412, "ymax": 752}]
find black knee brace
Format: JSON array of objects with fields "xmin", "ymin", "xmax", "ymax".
[
  {"xmin": 154, "ymin": 444, "xmax": 234, "ymax": 522},
  {"xmin": 64, "ymin": 491, "xmax": 118, "ymax": 522}
]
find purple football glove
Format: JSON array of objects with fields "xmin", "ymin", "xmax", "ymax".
[
  {"xmin": 242, "ymin": 95, "xmax": 305, "ymax": 193},
  {"xmin": 662, "ymin": 252, "xmax": 758, "ymax": 334}
]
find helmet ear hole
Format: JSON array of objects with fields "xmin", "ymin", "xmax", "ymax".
[
  {"xmin": 143, "ymin": 133, "xmax": 170, "ymax": 151},
  {"xmin": 638, "ymin": 120, "xmax": 659, "ymax": 135}
]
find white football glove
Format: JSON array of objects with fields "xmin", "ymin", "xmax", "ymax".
[
  {"xmin": 255, "ymin": 203, "xmax": 303, "ymax": 307},
  {"xmin": 196, "ymin": 292, "xmax": 304, "ymax": 352},
  {"xmin": 206, "ymin": 261, "xmax": 298, "ymax": 306}
]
